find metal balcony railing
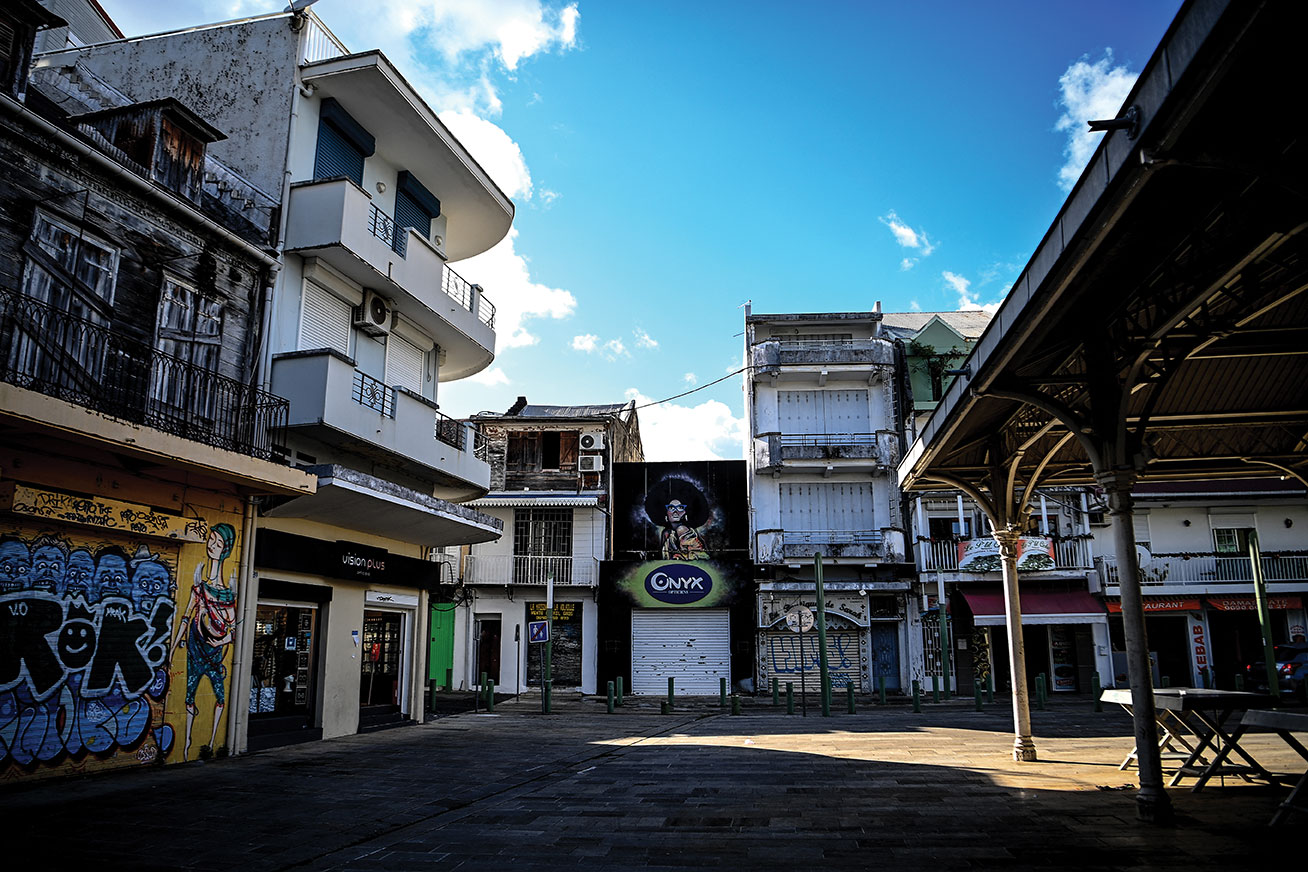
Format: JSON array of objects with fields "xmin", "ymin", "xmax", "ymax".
[
  {"xmin": 433, "ymin": 408, "xmax": 465, "ymax": 450},
  {"xmin": 367, "ymin": 203, "xmax": 406, "ymax": 257},
  {"xmin": 464, "ymin": 554, "xmax": 599, "ymax": 586},
  {"xmin": 441, "ymin": 264, "xmax": 496, "ymax": 330},
  {"xmin": 351, "ymin": 370, "xmax": 394, "ymax": 416},
  {"xmin": 914, "ymin": 536, "xmax": 1093, "ymax": 572},
  {"xmin": 783, "ymin": 530, "xmax": 885, "ymax": 546},
  {"xmin": 0, "ymin": 289, "xmax": 289, "ymax": 461},
  {"xmin": 473, "ymin": 427, "xmax": 489, "ymax": 462},
  {"xmin": 1098, "ymin": 552, "xmax": 1308, "ymax": 586},
  {"xmin": 777, "ymin": 433, "xmax": 881, "ymax": 446}
]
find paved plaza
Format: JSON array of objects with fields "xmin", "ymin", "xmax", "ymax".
[{"xmin": 2, "ymin": 694, "xmax": 1300, "ymax": 870}]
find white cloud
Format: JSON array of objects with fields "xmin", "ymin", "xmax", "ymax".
[
  {"xmin": 908, "ymin": 300, "xmax": 921, "ymax": 312},
  {"xmin": 624, "ymin": 389, "xmax": 747, "ymax": 462},
  {"xmin": 537, "ymin": 188, "xmax": 560, "ymax": 207},
  {"xmin": 634, "ymin": 328, "xmax": 658, "ymax": 349},
  {"xmin": 880, "ymin": 211, "xmax": 935, "ymax": 256},
  {"xmin": 900, "ymin": 258, "xmax": 917, "ymax": 271},
  {"xmin": 452, "ymin": 228, "xmax": 576, "ymax": 349},
  {"xmin": 572, "ymin": 334, "xmax": 599, "ymax": 352},
  {"xmin": 684, "ymin": 372, "xmax": 698, "ymax": 386},
  {"xmin": 1054, "ymin": 49, "xmax": 1138, "ymax": 191},
  {"xmin": 943, "ymin": 270, "xmax": 1001, "ymax": 314},
  {"xmin": 604, "ymin": 338, "xmax": 628, "ymax": 358},
  {"xmin": 438, "ymin": 110, "xmax": 533, "ymax": 200},
  {"xmin": 464, "ymin": 366, "xmax": 510, "ymax": 386}
]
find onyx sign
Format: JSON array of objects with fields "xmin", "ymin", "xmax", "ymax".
[{"xmin": 644, "ymin": 563, "xmax": 713, "ymax": 605}]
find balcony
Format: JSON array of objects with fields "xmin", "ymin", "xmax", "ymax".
[
  {"xmin": 1, "ymin": 289, "xmax": 289, "ymax": 463},
  {"xmin": 914, "ymin": 536, "xmax": 1093, "ymax": 576},
  {"xmin": 283, "ymin": 178, "xmax": 496, "ymax": 380},
  {"xmin": 754, "ymin": 431, "xmax": 900, "ymax": 472},
  {"xmin": 750, "ymin": 338, "xmax": 895, "ymax": 381},
  {"xmin": 464, "ymin": 554, "xmax": 601, "ymax": 587},
  {"xmin": 1097, "ymin": 551, "xmax": 1308, "ymax": 594},
  {"xmin": 270, "ymin": 349, "xmax": 489, "ymax": 500},
  {"xmin": 768, "ymin": 528, "xmax": 907, "ymax": 562}
]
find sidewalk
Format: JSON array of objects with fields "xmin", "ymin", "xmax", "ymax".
[{"xmin": 2, "ymin": 696, "xmax": 1299, "ymax": 870}]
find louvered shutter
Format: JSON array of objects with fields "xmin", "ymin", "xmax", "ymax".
[{"xmin": 299, "ymin": 281, "xmax": 351, "ymax": 353}]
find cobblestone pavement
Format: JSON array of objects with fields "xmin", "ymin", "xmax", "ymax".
[{"xmin": 2, "ymin": 694, "xmax": 1301, "ymax": 870}]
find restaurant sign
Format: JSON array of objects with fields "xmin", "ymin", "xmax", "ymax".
[
  {"xmin": 957, "ymin": 536, "xmax": 1055, "ymax": 572},
  {"xmin": 1104, "ymin": 597, "xmax": 1201, "ymax": 613},
  {"xmin": 1207, "ymin": 595, "xmax": 1303, "ymax": 611}
]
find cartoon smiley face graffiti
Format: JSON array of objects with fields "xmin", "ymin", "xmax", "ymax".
[{"xmin": 58, "ymin": 609, "xmax": 97, "ymax": 670}]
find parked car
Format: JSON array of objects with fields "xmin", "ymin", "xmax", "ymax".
[{"xmin": 1246, "ymin": 642, "xmax": 1308, "ymax": 701}]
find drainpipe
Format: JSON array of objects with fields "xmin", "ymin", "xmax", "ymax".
[{"xmin": 227, "ymin": 496, "xmax": 260, "ymax": 756}]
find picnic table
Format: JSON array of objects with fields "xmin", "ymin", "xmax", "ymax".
[{"xmin": 1203, "ymin": 709, "xmax": 1308, "ymax": 825}]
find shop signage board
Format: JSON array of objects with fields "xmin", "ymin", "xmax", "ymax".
[
  {"xmin": 1207, "ymin": 595, "xmax": 1303, "ymax": 611},
  {"xmin": 785, "ymin": 605, "xmax": 815, "ymax": 633},
  {"xmin": 604, "ymin": 559, "xmax": 749, "ymax": 608},
  {"xmin": 1104, "ymin": 597, "xmax": 1201, "ymax": 613},
  {"xmin": 956, "ymin": 536, "xmax": 1055, "ymax": 572}
]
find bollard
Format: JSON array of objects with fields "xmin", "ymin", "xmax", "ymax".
[
  {"xmin": 1092, "ymin": 673, "xmax": 1102, "ymax": 712},
  {"xmin": 974, "ymin": 682, "xmax": 982, "ymax": 712},
  {"xmin": 731, "ymin": 694, "xmax": 742, "ymax": 715},
  {"xmin": 772, "ymin": 676, "xmax": 780, "ymax": 706},
  {"xmin": 786, "ymin": 682, "xmax": 795, "ymax": 715},
  {"xmin": 878, "ymin": 674, "xmax": 887, "ymax": 706},
  {"xmin": 607, "ymin": 680, "xmax": 615, "ymax": 714},
  {"xmin": 445, "ymin": 667, "xmax": 454, "ymax": 692},
  {"xmin": 668, "ymin": 676, "xmax": 675, "ymax": 710},
  {"xmin": 846, "ymin": 684, "xmax": 856, "ymax": 714},
  {"xmin": 932, "ymin": 674, "xmax": 940, "ymax": 703},
  {"xmin": 544, "ymin": 680, "xmax": 552, "ymax": 715},
  {"xmin": 912, "ymin": 679, "xmax": 922, "ymax": 713},
  {"xmin": 720, "ymin": 676, "xmax": 728, "ymax": 708},
  {"xmin": 986, "ymin": 672, "xmax": 994, "ymax": 705},
  {"xmin": 1234, "ymin": 673, "xmax": 1245, "ymax": 691},
  {"xmin": 822, "ymin": 675, "xmax": 832, "ymax": 718},
  {"xmin": 1035, "ymin": 674, "xmax": 1046, "ymax": 710},
  {"xmin": 1160, "ymin": 675, "xmax": 1171, "ymax": 688},
  {"xmin": 616, "ymin": 675, "xmax": 624, "ymax": 706},
  {"xmin": 486, "ymin": 679, "xmax": 495, "ymax": 713},
  {"xmin": 661, "ymin": 700, "xmax": 670, "ymax": 715}
]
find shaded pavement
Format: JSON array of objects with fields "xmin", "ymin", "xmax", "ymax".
[{"xmin": 2, "ymin": 694, "xmax": 1301, "ymax": 870}]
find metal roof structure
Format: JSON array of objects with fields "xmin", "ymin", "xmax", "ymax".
[{"xmin": 897, "ymin": 0, "xmax": 1307, "ymax": 823}]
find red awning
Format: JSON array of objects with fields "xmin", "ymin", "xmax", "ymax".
[
  {"xmin": 1104, "ymin": 597, "xmax": 1201, "ymax": 613},
  {"xmin": 961, "ymin": 587, "xmax": 1106, "ymax": 626},
  {"xmin": 1207, "ymin": 595, "xmax": 1303, "ymax": 611}
]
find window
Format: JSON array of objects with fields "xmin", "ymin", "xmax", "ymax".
[
  {"xmin": 508, "ymin": 431, "xmax": 579, "ymax": 472},
  {"xmin": 298, "ymin": 280, "xmax": 351, "ymax": 354},
  {"xmin": 313, "ymin": 98, "xmax": 374, "ymax": 187},
  {"xmin": 513, "ymin": 508, "xmax": 573, "ymax": 556},
  {"xmin": 928, "ymin": 516, "xmax": 971, "ymax": 539},
  {"xmin": 12, "ymin": 212, "xmax": 118, "ymax": 390},
  {"xmin": 384, "ymin": 333, "xmax": 426, "ymax": 395},
  {"xmin": 394, "ymin": 170, "xmax": 441, "ymax": 245},
  {"xmin": 1212, "ymin": 520, "xmax": 1255, "ymax": 582},
  {"xmin": 152, "ymin": 279, "xmax": 223, "ymax": 423}
]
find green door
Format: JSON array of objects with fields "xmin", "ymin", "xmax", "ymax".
[{"xmin": 429, "ymin": 604, "xmax": 456, "ymax": 688}]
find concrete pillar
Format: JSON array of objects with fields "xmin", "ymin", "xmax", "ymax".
[
  {"xmin": 994, "ymin": 526, "xmax": 1036, "ymax": 761},
  {"xmin": 1098, "ymin": 468, "xmax": 1172, "ymax": 823}
]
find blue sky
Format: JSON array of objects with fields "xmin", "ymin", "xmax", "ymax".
[{"xmin": 100, "ymin": 0, "xmax": 1183, "ymax": 459}]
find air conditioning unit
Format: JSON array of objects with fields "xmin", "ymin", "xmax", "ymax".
[
  {"xmin": 353, "ymin": 291, "xmax": 393, "ymax": 336},
  {"xmin": 579, "ymin": 455, "xmax": 605, "ymax": 473},
  {"xmin": 579, "ymin": 430, "xmax": 605, "ymax": 451}
]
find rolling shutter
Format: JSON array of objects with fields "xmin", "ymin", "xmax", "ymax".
[
  {"xmin": 630, "ymin": 609, "xmax": 730, "ymax": 695},
  {"xmin": 313, "ymin": 100, "xmax": 374, "ymax": 186},
  {"xmin": 385, "ymin": 334, "xmax": 425, "ymax": 394},
  {"xmin": 299, "ymin": 281, "xmax": 351, "ymax": 353}
]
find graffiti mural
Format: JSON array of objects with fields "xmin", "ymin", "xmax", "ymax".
[
  {"xmin": 758, "ymin": 629, "xmax": 864, "ymax": 689},
  {"xmin": 613, "ymin": 461, "xmax": 748, "ymax": 561},
  {"xmin": 0, "ymin": 512, "xmax": 240, "ymax": 777},
  {"xmin": 0, "ymin": 531, "xmax": 179, "ymax": 772}
]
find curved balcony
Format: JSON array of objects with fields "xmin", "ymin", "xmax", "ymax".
[
  {"xmin": 270, "ymin": 349, "xmax": 489, "ymax": 500},
  {"xmin": 283, "ymin": 178, "xmax": 495, "ymax": 380}
]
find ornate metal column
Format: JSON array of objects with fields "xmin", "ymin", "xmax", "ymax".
[{"xmin": 995, "ymin": 525, "xmax": 1036, "ymax": 761}]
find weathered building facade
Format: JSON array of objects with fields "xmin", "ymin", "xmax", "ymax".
[
  {"xmin": 1, "ymin": 1, "xmax": 314, "ymax": 780},
  {"xmin": 743, "ymin": 306, "xmax": 917, "ymax": 694},
  {"xmin": 32, "ymin": 9, "xmax": 512, "ymax": 750},
  {"xmin": 455, "ymin": 399, "xmax": 643, "ymax": 696}
]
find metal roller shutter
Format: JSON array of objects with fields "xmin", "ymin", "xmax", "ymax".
[
  {"xmin": 631, "ymin": 609, "xmax": 730, "ymax": 695},
  {"xmin": 385, "ymin": 334, "xmax": 425, "ymax": 394},
  {"xmin": 299, "ymin": 281, "xmax": 352, "ymax": 353}
]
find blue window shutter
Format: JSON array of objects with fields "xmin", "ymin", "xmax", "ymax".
[{"xmin": 313, "ymin": 99, "xmax": 374, "ymax": 186}]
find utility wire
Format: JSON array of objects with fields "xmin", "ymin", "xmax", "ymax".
[{"xmin": 628, "ymin": 365, "xmax": 754, "ymax": 411}]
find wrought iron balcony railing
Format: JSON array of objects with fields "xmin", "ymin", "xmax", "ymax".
[
  {"xmin": 0, "ymin": 289, "xmax": 289, "ymax": 461},
  {"xmin": 464, "ymin": 554, "xmax": 599, "ymax": 586}
]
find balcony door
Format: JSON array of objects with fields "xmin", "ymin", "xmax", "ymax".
[
  {"xmin": 1212, "ymin": 516, "xmax": 1257, "ymax": 582},
  {"xmin": 779, "ymin": 481, "xmax": 876, "ymax": 544},
  {"xmin": 152, "ymin": 278, "xmax": 224, "ymax": 433},
  {"xmin": 779, "ymin": 390, "xmax": 870, "ymax": 438},
  {"xmin": 513, "ymin": 508, "xmax": 573, "ymax": 584}
]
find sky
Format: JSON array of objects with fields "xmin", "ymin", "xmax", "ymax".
[{"xmin": 100, "ymin": 0, "xmax": 1184, "ymax": 461}]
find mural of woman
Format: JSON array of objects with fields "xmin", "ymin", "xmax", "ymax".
[
  {"xmin": 171, "ymin": 522, "xmax": 237, "ymax": 760},
  {"xmin": 644, "ymin": 478, "xmax": 710, "ymax": 560}
]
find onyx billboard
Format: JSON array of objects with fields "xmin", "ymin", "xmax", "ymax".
[{"xmin": 612, "ymin": 461, "xmax": 748, "ymax": 561}]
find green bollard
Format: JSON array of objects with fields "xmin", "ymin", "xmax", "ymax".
[
  {"xmin": 975, "ymin": 682, "xmax": 983, "ymax": 711},
  {"xmin": 1160, "ymin": 675, "xmax": 1171, "ymax": 688},
  {"xmin": 616, "ymin": 675, "xmax": 624, "ymax": 706},
  {"xmin": 1234, "ymin": 673, "xmax": 1245, "ymax": 691},
  {"xmin": 986, "ymin": 672, "xmax": 994, "ymax": 705},
  {"xmin": 772, "ymin": 676, "xmax": 780, "ymax": 706},
  {"xmin": 932, "ymin": 674, "xmax": 940, "ymax": 703},
  {"xmin": 720, "ymin": 676, "xmax": 728, "ymax": 708},
  {"xmin": 912, "ymin": 679, "xmax": 921, "ymax": 713},
  {"xmin": 1092, "ymin": 673, "xmax": 1102, "ymax": 712},
  {"xmin": 731, "ymin": 694, "xmax": 742, "ymax": 715},
  {"xmin": 786, "ymin": 682, "xmax": 794, "ymax": 715},
  {"xmin": 846, "ymin": 684, "xmax": 856, "ymax": 714},
  {"xmin": 660, "ymin": 700, "xmax": 670, "ymax": 715},
  {"xmin": 486, "ymin": 679, "xmax": 495, "ymax": 712},
  {"xmin": 1035, "ymin": 674, "xmax": 1046, "ymax": 710},
  {"xmin": 445, "ymin": 667, "xmax": 454, "ymax": 692},
  {"xmin": 607, "ymin": 680, "xmax": 615, "ymax": 714},
  {"xmin": 544, "ymin": 680, "xmax": 552, "ymax": 715},
  {"xmin": 878, "ymin": 674, "xmax": 886, "ymax": 706},
  {"xmin": 822, "ymin": 675, "xmax": 832, "ymax": 718},
  {"xmin": 667, "ymin": 676, "xmax": 675, "ymax": 710}
]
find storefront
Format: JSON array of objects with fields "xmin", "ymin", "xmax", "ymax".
[
  {"xmin": 756, "ymin": 591, "xmax": 906, "ymax": 693},
  {"xmin": 598, "ymin": 559, "xmax": 753, "ymax": 695},
  {"xmin": 247, "ymin": 579, "xmax": 330, "ymax": 749}
]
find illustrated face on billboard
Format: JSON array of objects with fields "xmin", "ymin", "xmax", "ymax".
[{"xmin": 613, "ymin": 461, "xmax": 747, "ymax": 560}]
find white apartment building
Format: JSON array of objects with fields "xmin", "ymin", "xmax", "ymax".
[{"xmin": 743, "ymin": 305, "xmax": 917, "ymax": 694}]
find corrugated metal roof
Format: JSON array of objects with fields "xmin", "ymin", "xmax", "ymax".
[
  {"xmin": 880, "ymin": 311, "xmax": 993, "ymax": 340},
  {"xmin": 470, "ymin": 493, "xmax": 601, "ymax": 508}
]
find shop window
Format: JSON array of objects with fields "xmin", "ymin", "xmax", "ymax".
[{"xmin": 249, "ymin": 604, "xmax": 318, "ymax": 718}]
